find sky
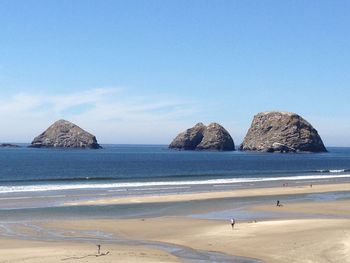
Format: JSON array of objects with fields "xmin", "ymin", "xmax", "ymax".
[{"xmin": 0, "ymin": 0, "xmax": 349, "ymax": 145}]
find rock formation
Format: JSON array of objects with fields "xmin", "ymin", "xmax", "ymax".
[
  {"xmin": 0, "ymin": 143, "xmax": 20, "ymax": 148},
  {"xmin": 30, "ymin": 119, "xmax": 101, "ymax": 149},
  {"xmin": 169, "ymin": 123, "xmax": 235, "ymax": 151},
  {"xmin": 240, "ymin": 111, "xmax": 327, "ymax": 153},
  {"xmin": 169, "ymin": 123, "xmax": 206, "ymax": 150}
]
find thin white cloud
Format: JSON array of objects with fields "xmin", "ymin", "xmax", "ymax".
[{"xmin": 0, "ymin": 88, "xmax": 200, "ymax": 144}]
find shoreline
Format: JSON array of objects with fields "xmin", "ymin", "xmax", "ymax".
[
  {"xmin": 65, "ymin": 182, "xmax": 350, "ymax": 206},
  {"xmin": 2, "ymin": 200, "xmax": 350, "ymax": 262},
  {"xmin": 43, "ymin": 217, "xmax": 350, "ymax": 263},
  {"xmin": 0, "ymin": 238, "xmax": 182, "ymax": 263},
  {"xmin": 0, "ymin": 182, "xmax": 350, "ymax": 262}
]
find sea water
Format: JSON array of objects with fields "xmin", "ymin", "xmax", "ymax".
[
  {"xmin": 0, "ymin": 145, "xmax": 349, "ymax": 234},
  {"xmin": 0, "ymin": 145, "xmax": 350, "ymax": 194}
]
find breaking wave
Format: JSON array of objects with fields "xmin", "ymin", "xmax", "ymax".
[{"xmin": 0, "ymin": 173, "xmax": 350, "ymax": 194}]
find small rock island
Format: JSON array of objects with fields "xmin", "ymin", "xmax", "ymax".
[
  {"xmin": 0, "ymin": 143, "xmax": 20, "ymax": 148},
  {"xmin": 30, "ymin": 119, "xmax": 101, "ymax": 149},
  {"xmin": 240, "ymin": 111, "xmax": 327, "ymax": 153},
  {"xmin": 169, "ymin": 122, "xmax": 235, "ymax": 151}
]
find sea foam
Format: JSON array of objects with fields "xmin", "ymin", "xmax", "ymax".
[{"xmin": 0, "ymin": 173, "xmax": 350, "ymax": 194}]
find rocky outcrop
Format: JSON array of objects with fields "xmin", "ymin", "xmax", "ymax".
[
  {"xmin": 169, "ymin": 123, "xmax": 235, "ymax": 151},
  {"xmin": 30, "ymin": 120, "xmax": 101, "ymax": 149},
  {"xmin": 196, "ymin": 123, "xmax": 235, "ymax": 151},
  {"xmin": 0, "ymin": 143, "xmax": 20, "ymax": 148},
  {"xmin": 240, "ymin": 111, "xmax": 327, "ymax": 153},
  {"xmin": 169, "ymin": 123, "xmax": 206, "ymax": 150}
]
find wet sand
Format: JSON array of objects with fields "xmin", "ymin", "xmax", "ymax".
[
  {"xmin": 66, "ymin": 182, "xmax": 350, "ymax": 206},
  {"xmin": 1, "ymin": 182, "xmax": 350, "ymax": 262},
  {"xmin": 44, "ymin": 216, "xmax": 350, "ymax": 263},
  {"xmin": 251, "ymin": 199, "xmax": 350, "ymax": 217},
  {"xmin": 0, "ymin": 238, "xmax": 181, "ymax": 263}
]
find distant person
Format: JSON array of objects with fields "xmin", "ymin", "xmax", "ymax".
[
  {"xmin": 230, "ymin": 218, "xmax": 235, "ymax": 229},
  {"xmin": 97, "ymin": 244, "xmax": 101, "ymax": 255},
  {"xmin": 276, "ymin": 200, "xmax": 280, "ymax": 207},
  {"xmin": 310, "ymin": 184, "xmax": 313, "ymax": 188}
]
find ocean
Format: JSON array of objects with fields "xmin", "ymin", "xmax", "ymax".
[
  {"xmin": 1, "ymin": 145, "xmax": 350, "ymax": 195},
  {"xmin": 0, "ymin": 144, "xmax": 350, "ymax": 223}
]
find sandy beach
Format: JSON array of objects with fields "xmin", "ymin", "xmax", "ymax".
[
  {"xmin": 66, "ymin": 182, "xmax": 350, "ymax": 206},
  {"xmin": 1, "ymin": 182, "xmax": 350, "ymax": 262},
  {"xmin": 0, "ymin": 238, "xmax": 181, "ymax": 263},
  {"xmin": 43, "ymin": 217, "xmax": 350, "ymax": 263}
]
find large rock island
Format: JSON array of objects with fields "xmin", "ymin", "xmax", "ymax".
[
  {"xmin": 30, "ymin": 119, "xmax": 101, "ymax": 149},
  {"xmin": 169, "ymin": 122, "xmax": 235, "ymax": 151},
  {"xmin": 240, "ymin": 111, "xmax": 327, "ymax": 153}
]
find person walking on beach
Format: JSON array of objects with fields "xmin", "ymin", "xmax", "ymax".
[
  {"xmin": 230, "ymin": 218, "xmax": 235, "ymax": 229},
  {"xmin": 276, "ymin": 200, "xmax": 280, "ymax": 207}
]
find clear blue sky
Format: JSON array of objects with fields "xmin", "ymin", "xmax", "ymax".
[{"xmin": 0, "ymin": 0, "xmax": 349, "ymax": 145}]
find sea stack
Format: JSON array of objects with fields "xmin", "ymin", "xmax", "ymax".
[
  {"xmin": 30, "ymin": 119, "xmax": 101, "ymax": 149},
  {"xmin": 169, "ymin": 122, "xmax": 235, "ymax": 151},
  {"xmin": 240, "ymin": 111, "xmax": 327, "ymax": 153}
]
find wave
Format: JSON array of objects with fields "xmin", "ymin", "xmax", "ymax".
[
  {"xmin": 1, "ymin": 173, "xmax": 350, "ymax": 194},
  {"xmin": 313, "ymin": 169, "xmax": 350, "ymax": 173},
  {"xmin": 1, "ymin": 168, "xmax": 348, "ymax": 184},
  {"xmin": 0, "ymin": 177, "xmax": 117, "ymax": 184}
]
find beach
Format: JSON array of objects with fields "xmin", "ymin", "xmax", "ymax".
[
  {"xmin": 66, "ymin": 182, "xmax": 350, "ymax": 206},
  {"xmin": 1, "ymin": 182, "xmax": 350, "ymax": 263},
  {"xmin": 0, "ymin": 239, "xmax": 181, "ymax": 263}
]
